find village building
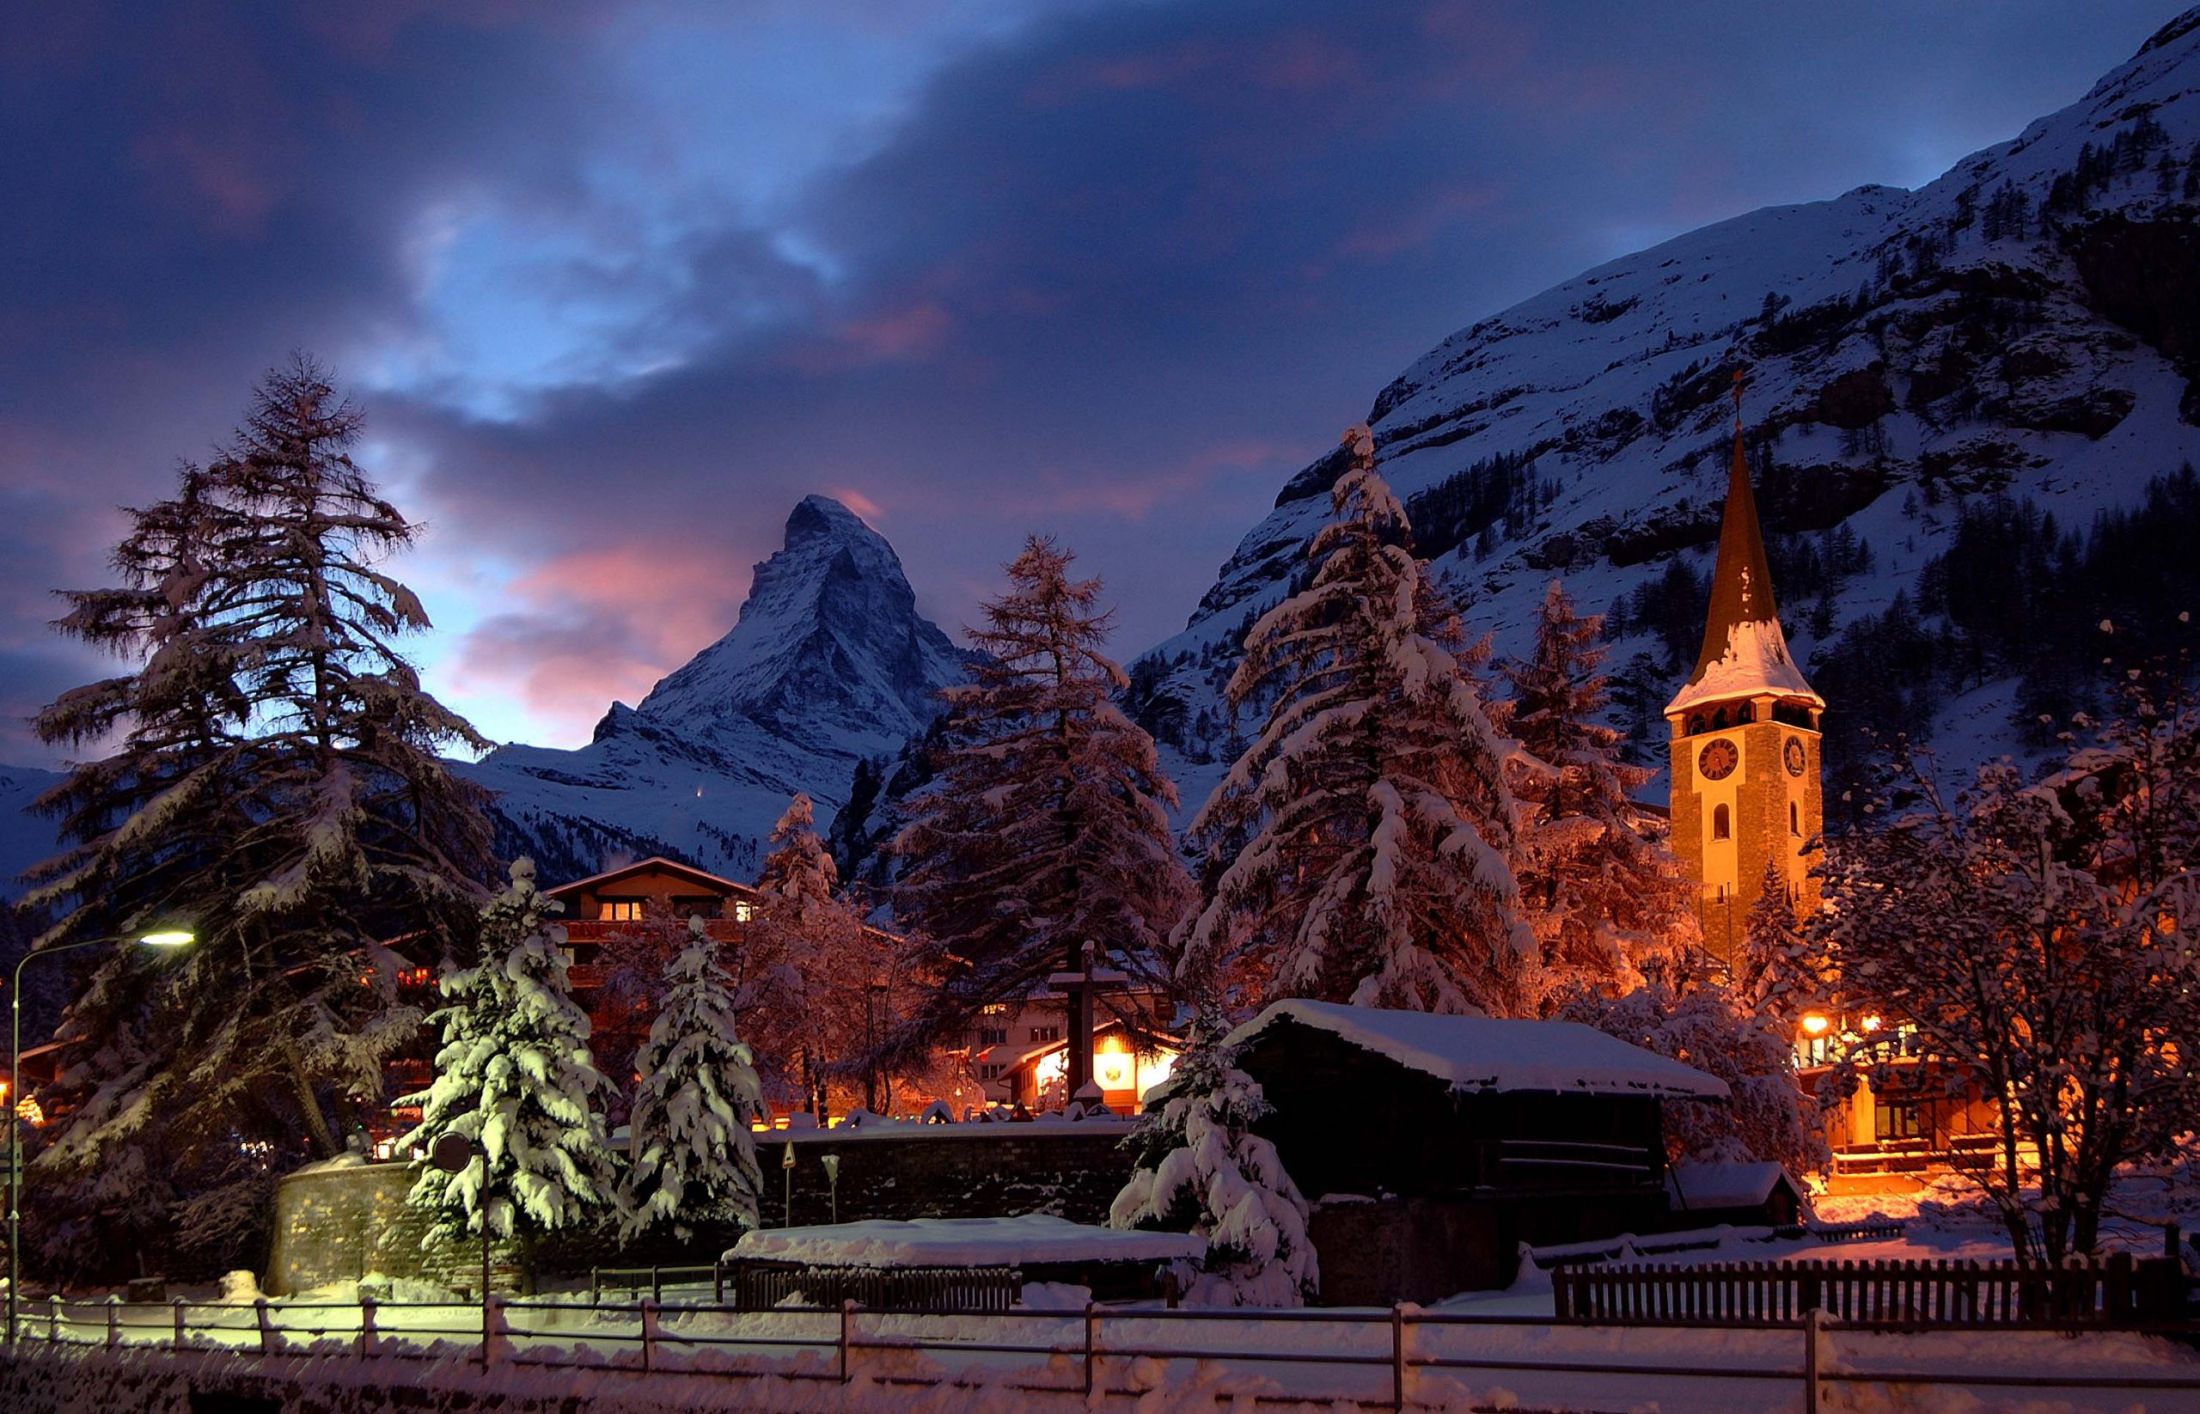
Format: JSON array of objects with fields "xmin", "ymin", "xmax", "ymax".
[
  {"xmin": 1666, "ymin": 378, "xmax": 1994, "ymax": 1189},
  {"xmin": 1221, "ymin": 999, "xmax": 1730, "ymax": 1302}
]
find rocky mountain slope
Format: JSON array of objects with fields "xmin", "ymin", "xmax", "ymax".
[
  {"xmin": 1134, "ymin": 11, "xmax": 2200, "ymax": 807},
  {"xmin": 463, "ymin": 495, "xmax": 972, "ymax": 882}
]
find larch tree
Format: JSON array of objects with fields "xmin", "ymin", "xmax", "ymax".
[
  {"xmin": 27, "ymin": 359, "xmax": 492, "ymax": 1263},
  {"xmin": 1498, "ymin": 581, "xmax": 1697, "ymax": 1007},
  {"xmin": 750, "ymin": 793, "xmax": 882, "ymax": 1116},
  {"xmin": 620, "ymin": 916, "xmax": 766, "ymax": 1243},
  {"xmin": 1108, "ymin": 1004, "xmax": 1317, "ymax": 1307},
  {"xmin": 1818, "ymin": 653, "xmax": 2200, "ymax": 1264},
  {"xmin": 405, "ymin": 859, "xmax": 621, "ymax": 1285},
  {"xmin": 1177, "ymin": 426, "xmax": 1534, "ymax": 1015},
  {"xmin": 894, "ymin": 539, "xmax": 1192, "ymax": 1043}
]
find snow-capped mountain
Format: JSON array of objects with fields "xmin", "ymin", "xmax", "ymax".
[
  {"xmin": 464, "ymin": 496, "xmax": 972, "ymax": 882},
  {"xmin": 1136, "ymin": 11, "xmax": 2200, "ymax": 803}
]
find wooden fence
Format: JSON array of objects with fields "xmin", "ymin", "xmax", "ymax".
[
  {"xmin": 1554, "ymin": 1254, "xmax": 2185, "ymax": 1327},
  {"xmin": 721, "ymin": 1261, "xmax": 1022, "ymax": 1313}
]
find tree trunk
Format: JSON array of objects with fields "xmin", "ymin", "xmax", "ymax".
[{"xmin": 281, "ymin": 1039, "xmax": 341, "ymax": 1158}]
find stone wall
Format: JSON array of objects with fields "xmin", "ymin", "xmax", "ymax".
[
  {"xmin": 265, "ymin": 1162, "xmax": 498, "ymax": 1297},
  {"xmin": 765, "ymin": 1122, "xmax": 1138, "ymax": 1230},
  {"xmin": 264, "ymin": 1123, "xmax": 1140, "ymax": 1292}
]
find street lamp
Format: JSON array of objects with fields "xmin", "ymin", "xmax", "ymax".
[{"xmin": 8, "ymin": 927, "xmax": 193, "ymax": 1343}]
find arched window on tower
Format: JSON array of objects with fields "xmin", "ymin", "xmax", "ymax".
[
  {"xmin": 1790, "ymin": 801, "xmax": 1800, "ymax": 836},
  {"xmin": 1712, "ymin": 803, "xmax": 1731, "ymax": 841}
]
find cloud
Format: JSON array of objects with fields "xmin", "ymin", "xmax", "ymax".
[{"xmin": 0, "ymin": 0, "xmax": 2179, "ymax": 762}]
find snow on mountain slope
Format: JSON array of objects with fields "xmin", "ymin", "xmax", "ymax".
[
  {"xmin": 1137, "ymin": 10, "xmax": 2200, "ymax": 795},
  {"xmin": 464, "ymin": 496, "xmax": 973, "ymax": 882}
]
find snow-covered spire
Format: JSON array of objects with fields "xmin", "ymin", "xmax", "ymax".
[{"xmin": 1665, "ymin": 374, "xmax": 1822, "ymax": 717}]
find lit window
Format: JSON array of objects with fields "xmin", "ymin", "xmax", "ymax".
[
  {"xmin": 1712, "ymin": 804, "xmax": 1731, "ymax": 841},
  {"xmin": 733, "ymin": 900, "xmax": 755, "ymax": 923},
  {"xmin": 601, "ymin": 900, "xmax": 642, "ymax": 922}
]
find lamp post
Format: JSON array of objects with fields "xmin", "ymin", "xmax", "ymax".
[{"xmin": 8, "ymin": 928, "xmax": 192, "ymax": 1343}]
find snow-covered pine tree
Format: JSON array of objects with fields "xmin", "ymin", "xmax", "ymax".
[
  {"xmin": 28, "ymin": 358, "xmax": 493, "ymax": 1222},
  {"xmin": 405, "ymin": 859, "xmax": 621, "ymax": 1283},
  {"xmin": 1109, "ymin": 1005, "xmax": 1316, "ymax": 1306},
  {"xmin": 895, "ymin": 539, "xmax": 1191, "ymax": 1039},
  {"xmin": 748, "ymin": 793, "xmax": 882, "ymax": 1117},
  {"xmin": 1499, "ymin": 581, "xmax": 1698, "ymax": 1007},
  {"xmin": 1177, "ymin": 426, "xmax": 1533, "ymax": 1015},
  {"xmin": 620, "ymin": 916, "xmax": 765, "ymax": 1243},
  {"xmin": 1732, "ymin": 858, "xmax": 1827, "ymax": 1023}
]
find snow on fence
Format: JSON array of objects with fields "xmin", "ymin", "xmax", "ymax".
[
  {"xmin": 6, "ymin": 1286, "xmax": 2200, "ymax": 1410},
  {"xmin": 1553, "ymin": 1254, "xmax": 2186, "ymax": 1327}
]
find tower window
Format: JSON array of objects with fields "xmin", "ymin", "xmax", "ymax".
[
  {"xmin": 1790, "ymin": 801, "xmax": 1800, "ymax": 836},
  {"xmin": 1712, "ymin": 804, "xmax": 1731, "ymax": 841}
]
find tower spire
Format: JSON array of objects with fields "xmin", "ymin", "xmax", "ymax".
[{"xmin": 1664, "ymin": 368, "xmax": 1822, "ymax": 716}]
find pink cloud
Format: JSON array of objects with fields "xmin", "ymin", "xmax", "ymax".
[
  {"xmin": 447, "ymin": 541, "xmax": 755, "ymax": 739},
  {"xmin": 996, "ymin": 437, "xmax": 1295, "ymax": 520}
]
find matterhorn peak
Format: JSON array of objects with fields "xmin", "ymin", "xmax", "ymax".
[{"xmin": 631, "ymin": 494, "xmax": 969, "ymax": 760}]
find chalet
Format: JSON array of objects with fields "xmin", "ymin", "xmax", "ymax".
[
  {"xmin": 1218, "ymin": 1000, "xmax": 1729, "ymax": 1303},
  {"xmin": 967, "ymin": 997, "xmax": 1180, "ymax": 1116}
]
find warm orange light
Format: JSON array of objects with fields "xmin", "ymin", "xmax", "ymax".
[
  {"xmin": 1861, "ymin": 1014, "xmax": 1883, "ymax": 1033},
  {"xmin": 16, "ymin": 1097, "xmax": 43, "ymax": 1126},
  {"xmin": 1800, "ymin": 1013, "xmax": 1831, "ymax": 1036}
]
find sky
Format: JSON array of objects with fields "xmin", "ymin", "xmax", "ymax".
[{"xmin": 0, "ymin": 0, "xmax": 2180, "ymax": 765}]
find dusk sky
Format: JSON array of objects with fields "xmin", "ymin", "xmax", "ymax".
[{"xmin": 1, "ymin": 0, "xmax": 2176, "ymax": 765}]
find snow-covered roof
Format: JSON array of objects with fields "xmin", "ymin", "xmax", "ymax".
[
  {"xmin": 1665, "ymin": 617, "xmax": 1824, "ymax": 716},
  {"xmin": 724, "ymin": 1215, "xmax": 1204, "ymax": 1269},
  {"xmin": 1665, "ymin": 1160, "xmax": 1804, "ymax": 1211},
  {"xmin": 542, "ymin": 855, "xmax": 758, "ymax": 900},
  {"xmin": 1228, "ymin": 999, "xmax": 1731, "ymax": 1099}
]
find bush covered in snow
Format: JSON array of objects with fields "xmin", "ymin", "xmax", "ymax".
[{"xmin": 1108, "ymin": 1007, "xmax": 1317, "ymax": 1306}]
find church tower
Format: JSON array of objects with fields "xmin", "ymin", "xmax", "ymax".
[{"xmin": 1665, "ymin": 374, "xmax": 1824, "ymax": 964}]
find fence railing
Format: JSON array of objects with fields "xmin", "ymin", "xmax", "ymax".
[
  {"xmin": 6, "ymin": 1285, "xmax": 2198, "ymax": 1411},
  {"xmin": 1554, "ymin": 1254, "xmax": 2184, "ymax": 1327}
]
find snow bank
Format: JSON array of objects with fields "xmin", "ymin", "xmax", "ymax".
[
  {"xmin": 725, "ymin": 1215, "xmax": 1204, "ymax": 1269},
  {"xmin": 1227, "ymin": 1000, "xmax": 1730, "ymax": 1098}
]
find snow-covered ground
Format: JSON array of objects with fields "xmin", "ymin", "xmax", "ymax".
[{"xmin": 18, "ymin": 1196, "xmax": 2198, "ymax": 1413}]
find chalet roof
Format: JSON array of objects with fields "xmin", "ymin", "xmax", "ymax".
[
  {"xmin": 1665, "ymin": 1160, "xmax": 1806, "ymax": 1211},
  {"xmin": 542, "ymin": 855, "xmax": 759, "ymax": 901},
  {"xmin": 1227, "ymin": 999, "xmax": 1730, "ymax": 1099},
  {"xmin": 1665, "ymin": 385, "xmax": 1822, "ymax": 717}
]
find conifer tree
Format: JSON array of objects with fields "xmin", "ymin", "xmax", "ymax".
[
  {"xmin": 1109, "ymin": 1005, "xmax": 1317, "ymax": 1307},
  {"xmin": 1499, "ymin": 581, "xmax": 1697, "ymax": 1007},
  {"xmin": 405, "ymin": 859, "xmax": 620, "ymax": 1282},
  {"xmin": 1733, "ymin": 858, "xmax": 1825, "ymax": 1023},
  {"xmin": 28, "ymin": 358, "xmax": 492, "ymax": 1203},
  {"xmin": 750, "ymin": 793, "xmax": 881, "ymax": 1115},
  {"xmin": 1178, "ymin": 427, "xmax": 1533, "ymax": 1015},
  {"xmin": 620, "ymin": 916, "xmax": 765, "ymax": 1242},
  {"xmin": 895, "ymin": 539, "xmax": 1191, "ymax": 1039}
]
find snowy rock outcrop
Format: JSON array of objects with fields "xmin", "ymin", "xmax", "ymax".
[
  {"xmin": 465, "ymin": 497, "xmax": 973, "ymax": 881},
  {"xmin": 1136, "ymin": 10, "xmax": 2200, "ymax": 791}
]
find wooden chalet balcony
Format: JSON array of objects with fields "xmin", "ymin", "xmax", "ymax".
[{"xmin": 562, "ymin": 918, "xmax": 750, "ymax": 944}]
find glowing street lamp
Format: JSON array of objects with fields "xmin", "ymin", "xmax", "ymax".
[
  {"xmin": 1800, "ymin": 1012, "xmax": 1832, "ymax": 1036},
  {"xmin": 9, "ymin": 927, "xmax": 193, "ymax": 1343}
]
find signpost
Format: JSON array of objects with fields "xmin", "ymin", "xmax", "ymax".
[
  {"xmin": 820, "ymin": 1153, "xmax": 841, "ymax": 1225},
  {"xmin": 782, "ymin": 1140, "xmax": 796, "ymax": 1228}
]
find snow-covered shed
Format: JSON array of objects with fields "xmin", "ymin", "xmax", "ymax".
[{"xmin": 1217, "ymin": 1000, "xmax": 1730, "ymax": 1303}]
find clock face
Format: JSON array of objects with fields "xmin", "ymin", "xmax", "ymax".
[
  {"xmin": 1784, "ymin": 736, "xmax": 1807, "ymax": 777},
  {"xmin": 1697, "ymin": 738, "xmax": 1739, "ymax": 781}
]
